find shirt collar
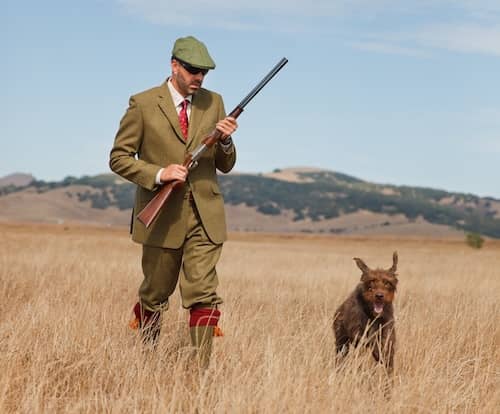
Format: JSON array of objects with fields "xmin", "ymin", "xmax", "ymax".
[{"xmin": 167, "ymin": 78, "xmax": 192, "ymax": 108}]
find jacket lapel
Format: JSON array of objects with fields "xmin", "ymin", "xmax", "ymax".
[{"xmin": 157, "ymin": 82, "xmax": 186, "ymax": 145}]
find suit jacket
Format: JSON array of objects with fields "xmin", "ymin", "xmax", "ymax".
[{"xmin": 109, "ymin": 81, "xmax": 236, "ymax": 248}]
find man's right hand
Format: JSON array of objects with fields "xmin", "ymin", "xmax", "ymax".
[{"xmin": 160, "ymin": 164, "xmax": 188, "ymax": 183}]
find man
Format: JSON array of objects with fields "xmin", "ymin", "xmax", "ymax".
[{"xmin": 110, "ymin": 36, "xmax": 237, "ymax": 367}]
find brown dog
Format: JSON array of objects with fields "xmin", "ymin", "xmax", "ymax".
[{"xmin": 333, "ymin": 252, "xmax": 398, "ymax": 372}]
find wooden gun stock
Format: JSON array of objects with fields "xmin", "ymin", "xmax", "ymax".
[
  {"xmin": 136, "ymin": 57, "xmax": 288, "ymax": 228},
  {"xmin": 135, "ymin": 159, "xmax": 191, "ymax": 229}
]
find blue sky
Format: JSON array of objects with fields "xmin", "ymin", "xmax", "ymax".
[{"xmin": 3, "ymin": 0, "xmax": 500, "ymax": 198}]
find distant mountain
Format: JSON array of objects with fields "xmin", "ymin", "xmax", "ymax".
[
  {"xmin": 1, "ymin": 168, "xmax": 499, "ymax": 238},
  {"xmin": 0, "ymin": 173, "xmax": 34, "ymax": 188}
]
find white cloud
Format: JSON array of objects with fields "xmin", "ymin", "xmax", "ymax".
[
  {"xmin": 348, "ymin": 40, "xmax": 429, "ymax": 57},
  {"xmin": 415, "ymin": 24, "xmax": 500, "ymax": 56},
  {"xmin": 117, "ymin": 0, "xmax": 347, "ymax": 26},
  {"xmin": 353, "ymin": 23, "xmax": 500, "ymax": 57},
  {"xmin": 468, "ymin": 108, "xmax": 500, "ymax": 128},
  {"xmin": 116, "ymin": 0, "xmax": 500, "ymax": 55},
  {"xmin": 116, "ymin": 0, "xmax": 500, "ymax": 22}
]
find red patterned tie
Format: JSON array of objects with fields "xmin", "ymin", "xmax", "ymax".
[{"xmin": 179, "ymin": 99, "xmax": 189, "ymax": 140}]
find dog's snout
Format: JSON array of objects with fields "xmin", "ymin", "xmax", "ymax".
[{"xmin": 375, "ymin": 293, "xmax": 384, "ymax": 300}]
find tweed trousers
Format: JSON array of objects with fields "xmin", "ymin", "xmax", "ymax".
[{"xmin": 139, "ymin": 196, "xmax": 223, "ymax": 312}]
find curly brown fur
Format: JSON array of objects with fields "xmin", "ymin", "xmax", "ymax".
[{"xmin": 333, "ymin": 252, "xmax": 399, "ymax": 373}]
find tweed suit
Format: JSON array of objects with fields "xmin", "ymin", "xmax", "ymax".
[
  {"xmin": 110, "ymin": 81, "xmax": 235, "ymax": 248},
  {"xmin": 110, "ymin": 81, "xmax": 236, "ymax": 311}
]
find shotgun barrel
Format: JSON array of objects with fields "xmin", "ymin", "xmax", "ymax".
[{"xmin": 136, "ymin": 57, "xmax": 288, "ymax": 228}]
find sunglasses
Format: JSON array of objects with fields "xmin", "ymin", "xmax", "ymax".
[{"xmin": 176, "ymin": 58, "xmax": 209, "ymax": 76}]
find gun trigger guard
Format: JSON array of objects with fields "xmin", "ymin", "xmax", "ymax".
[{"xmin": 189, "ymin": 160, "xmax": 198, "ymax": 170}]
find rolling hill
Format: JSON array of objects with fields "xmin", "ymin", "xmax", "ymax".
[{"xmin": 1, "ymin": 168, "xmax": 499, "ymax": 238}]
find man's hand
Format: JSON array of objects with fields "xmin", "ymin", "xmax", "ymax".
[
  {"xmin": 160, "ymin": 164, "xmax": 188, "ymax": 183},
  {"xmin": 216, "ymin": 116, "xmax": 238, "ymax": 139}
]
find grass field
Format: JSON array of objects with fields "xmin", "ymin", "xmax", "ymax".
[{"xmin": 1, "ymin": 222, "xmax": 499, "ymax": 413}]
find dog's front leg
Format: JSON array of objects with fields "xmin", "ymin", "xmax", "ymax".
[
  {"xmin": 367, "ymin": 323, "xmax": 385, "ymax": 364},
  {"xmin": 382, "ymin": 327, "xmax": 396, "ymax": 374},
  {"xmin": 371, "ymin": 322, "xmax": 396, "ymax": 373}
]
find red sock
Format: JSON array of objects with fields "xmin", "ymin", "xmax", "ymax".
[
  {"xmin": 132, "ymin": 302, "xmax": 158, "ymax": 327},
  {"xmin": 189, "ymin": 307, "xmax": 221, "ymax": 327}
]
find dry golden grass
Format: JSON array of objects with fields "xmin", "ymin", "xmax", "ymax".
[{"xmin": 1, "ymin": 222, "xmax": 499, "ymax": 413}]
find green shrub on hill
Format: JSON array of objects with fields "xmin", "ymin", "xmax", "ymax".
[
  {"xmin": 2, "ymin": 171, "xmax": 499, "ymax": 238},
  {"xmin": 466, "ymin": 233, "xmax": 484, "ymax": 249}
]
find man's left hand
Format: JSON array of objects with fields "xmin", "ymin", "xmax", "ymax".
[{"xmin": 216, "ymin": 116, "xmax": 238, "ymax": 139}]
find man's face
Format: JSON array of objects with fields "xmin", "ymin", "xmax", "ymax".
[{"xmin": 171, "ymin": 59, "xmax": 207, "ymax": 97}]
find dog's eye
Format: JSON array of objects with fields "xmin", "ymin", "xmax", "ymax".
[{"xmin": 368, "ymin": 287, "xmax": 373, "ymax": 291}]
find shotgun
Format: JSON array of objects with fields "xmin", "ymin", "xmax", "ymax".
[{"xmin": 136, "ymin": 57, "xmax": 288, "ymax": 228}]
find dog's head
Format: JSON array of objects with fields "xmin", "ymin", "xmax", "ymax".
[{"xmin": 354, "ymin": 251, "xmax": 399, "ymax": 317}]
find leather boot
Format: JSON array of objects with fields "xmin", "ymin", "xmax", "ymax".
[
  {"xmin": 189, "ymin": 307, "xmax": 221, "ymax": 368},
  {"xmin": 189, "ymin": 325, "xmax": 215, "ymax": 369},
  {"xmin": 130, "ymin": 302, "xmax": 161, "ymax": 346}
]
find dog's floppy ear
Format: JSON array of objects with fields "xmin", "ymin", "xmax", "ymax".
[
  {"xmin": 388, "ymin": 251, "xmax": 398, "ymax": 275},
  {"xmin": 353, "ymin": 257, "xmax": 370, "ymax": 274}
]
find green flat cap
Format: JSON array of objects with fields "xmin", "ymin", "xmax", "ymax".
[{"xmin": 172, "ymin": 36, "xmax": 216, "ymax": 70}]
